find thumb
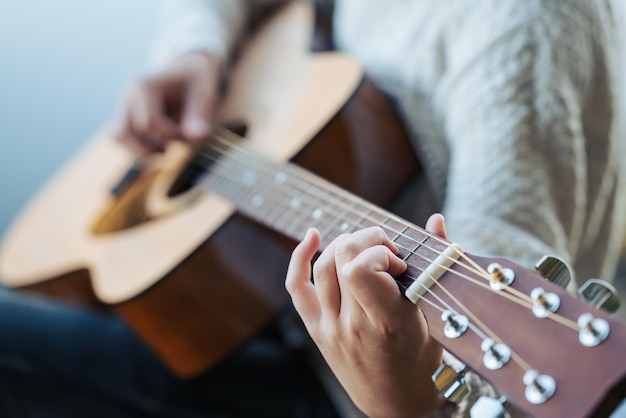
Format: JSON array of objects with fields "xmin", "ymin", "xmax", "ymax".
[
  {"xmin": 425, "ymin": 213, "xmax": 448, "ymax": 240},
  {"xmin": 181, "ymin": 81, "xmax": 217, "ymax": 142}
]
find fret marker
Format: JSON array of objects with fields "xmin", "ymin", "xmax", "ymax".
[
  {"xmin": 251, "ymin": 195, "xmax": 264, "ymax": 207},
  {"xmin": 312, "ymin": 208, "xmax": 323, "ymax": 219},
  {"xmin": 274, "ymin": 172, "xmax": 287, "ymax": 184},
  {"xmin": 340, "ymin": 222, "xmax": 350, "ymax": 231},
  {"xmin": 290, "ymin": 197, "xmax": 301, "ymax": 208},
  {"xmin": 405, "ymin": 243, "xmax": 464, "ymax": 303},
  {"xmin": 242, "ymin": 171, "xmax": 256, "ymax": 185}
]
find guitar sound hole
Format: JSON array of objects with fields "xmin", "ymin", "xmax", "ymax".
[
  {"xmin": 168, "ymin": 121, "xmax": 248, "ymax": 197},
  {"xmin": 168, "ymin": 160, "xmax": 208, "ymax": 197}
]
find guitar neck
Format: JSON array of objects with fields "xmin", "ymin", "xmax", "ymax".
[
  {"xmin": 196, "ymin": 132, "xmax": 626, "ymax": 417},
  {"xmin": 198, "ymin": 132, "xmax": 445, "ymax": 267}
]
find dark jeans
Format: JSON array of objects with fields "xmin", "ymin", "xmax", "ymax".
[{"xmin": 0, "ymin": 288, "xmax": 340, "ymax": 418}]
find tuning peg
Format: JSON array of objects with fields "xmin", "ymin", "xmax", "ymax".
[
  {"xmin": 481, "ymin": 338, "xmax": 511, "ymax": 370},
  {"xmin": 523, "ymin": 369, "xmax": 556, "ymax": 404},
  {"xmin": 578, "ymin": 278, "xmax": 621, "ymax": 314},
  {"xmin": 577, "ymin": 312, "xmax": 610, "ymax": 347},
  {"xmin": 442, "ymin": 310, "xmax": 469, "ymax": 338},
  {"xmin": 470, "ymin": 396, "xmax": 507, "ymax": 418},
  {"xmin": 534, "ymin": 255, "xmax": 571, "ymax": 289},
  {"xmin": 431, "ymin": 363, "xmax": 470, "ymax": 403},
  {"xmin": 530, "ymin": 287, "xmax": 560, "ymax": 318}
]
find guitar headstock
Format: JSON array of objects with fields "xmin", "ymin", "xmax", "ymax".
[{"xmin": 402, "ymin": 247, "xmax": 626, "ymax": 417}]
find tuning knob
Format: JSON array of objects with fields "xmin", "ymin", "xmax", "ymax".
[
  {"xmin": 535, "ymin": 255, "xmax": 571, "ymax": 289},
  {"xmin": 470, "ymin": 396, "xmax": 507, "ymax": 418},
  {"xmin": 432, "ymin": 364, "xmax": 469, "ymax": 403},
  {"xmin": 578, "ymin": 278, "xmax": 621, "ymax": 314}
]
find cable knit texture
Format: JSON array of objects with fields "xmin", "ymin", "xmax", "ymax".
[
  {"xmin": 333, "ymin": 0, "xmax": 625, "ymax": 287},
  {"xmin": 149, "ymin": 1, "xmax": 625, "ymax": 417}
]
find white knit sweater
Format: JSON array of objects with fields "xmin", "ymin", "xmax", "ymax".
[{"xmin": 150, "ymin": 0, "xmax": 626, "ymax": 416}]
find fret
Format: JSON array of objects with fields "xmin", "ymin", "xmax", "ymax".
[
  {"xmin": 355, "ymin": 208, "xmax": 374, "ymax": 229},
  {"xmin": 312, "ymin": 206, "xmax": 337, "ymax": 235},
  {"xmin": 274, "ymin": 203, "xmax": 304, "ymax": 235},
  {"xmin": 319, "ymin": 197, "xmax": 353, "ymax": 241},
  {"xmin": 372, "ymin": 210, "xmax": 406, "ymax": 235},
  {"xmin": 272, "ymin": 194, "xmax": 302, "ymax": 234},
  {"xmin": 404, "ymin": 233, "xmax": 429, "ymax": 261},
  {"xmin": 339, "ymin": 202, "xmax": 368, "ymax": 233},
  {"xmin": 363, "ymin": 209, "xmax": 391, "ymax": 229},
  {"xmin": 389, "ymin": 223, "xmax": 408, "ymax": 243},
  {"xmin": 202, "ymin": 151, "xmax": 248, "ymax": 203},
  {"xmin": 233, "ymin": 156, "xmax": 272, "ymax": 210},
  {"xmin": 284, "ymin": 198, "xmax": 320, "ymax": 240},
  {"xmin": 249, "ymin": 166, "xmax": 287, "ymax": 225},
  {"xmin": 380, "ymin": 218, "xmax": 411, "ymax": 253},
  {"xmin": 396, "ymin": 228, "xmax": 449, "ymax": 289}
]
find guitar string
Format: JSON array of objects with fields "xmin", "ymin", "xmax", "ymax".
[
  {"xmin": 200, "ymin": 132, "xmax": 579, "ymax": 332},
  {"xmin": 193, "ymin": 134, "xmax": 578, "ymax": 338},
  {"xmin": 213, "ymin": 128, "xmax": 492, "ymax": 280},
  {"xmin": 204, "ymin": 131, "xmax": 487, "ymax": 278},
  {"xmin": 194, "ymin": 140, "xmax": 503, "ymax": 344},
  {"xmin": 194, "ymin": 137, "xmax": 542, "ymax": 372},
  {"xmin": 210, "ymin": 129, "xmax": 566, "ymax": 316},
  {"xmin": 197, "ymin": 139, "xmax": 492, "ymax": 283},
  {"xmin": 204, "ymin": 133, "xmax": 513, "ymax": 291},
  {"xmin": 193, "ymin": 140, "xmax": 490, "ymax": 310},
  {"xmin": 196, "ymin": 141, "xmax": 544, "ymax": 370},
  {"xmin": 207, "ymin": 130, "xmax": 580, "ymax": 331},
  {"xmin": 206, "ymin": 132, "xmax": 581, "ymax": 331},
  {"xmin": 194, "ymin": 137, "xmax": 534, "ymax": 330}
]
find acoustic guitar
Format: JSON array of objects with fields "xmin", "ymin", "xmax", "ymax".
[
  {"xmin": 0, "ymin": 1, "xmax": 417, "ymax": 376},
  {"xmin": 1, "ymin": 2, "xmax": 625, "ymax": 417}
]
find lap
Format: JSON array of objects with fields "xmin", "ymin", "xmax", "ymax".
[{"xmin": 0, "ymin": 288, "xmax": 339, "ymax": 418}]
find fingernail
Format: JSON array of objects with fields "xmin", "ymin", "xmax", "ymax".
[{"xmin": 183, "ymin": 119, "xmax": 210, "ymax": 140}]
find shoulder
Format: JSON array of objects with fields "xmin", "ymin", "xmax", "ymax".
[
  {"xmin": 444, "ymin": 0, "xmax": 612, "ymax": 57},
  {"xmin": 439, "ymin": 0, "xmax": 615, "ymax": 93}
]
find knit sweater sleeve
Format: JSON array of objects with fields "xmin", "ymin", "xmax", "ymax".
[
  {"xmin": 431, "ymin": 4, "xmax": 616, "ymax": 417},
  {"xmin": 436, "ymin": 2, "xmax": 605, "ymax": 286},
  {"xmin": 147, "ymin": 0, "xmax": 247, "ymax": 70}
]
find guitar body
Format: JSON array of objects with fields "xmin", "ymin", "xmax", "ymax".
[{"xmin": 0, "ymin": 2, "xmax": 417, "ymax": 377}]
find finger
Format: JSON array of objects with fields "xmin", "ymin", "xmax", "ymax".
[
  {"xmin": 286, "ymin": 228, "xmax": 322, "ymax": 326},
  {"xmin": 127, "ymin": 84, "xmax": 180, "ymax": 152},
  {"xmin": 334, "ymin": 226, "xmax": 398, "ymax": 271},
  {"xmin": 311, "ymin": 235, "xmax": 344, "ymax": 319},
  {"xmin": 341, "ymin": 245, "xmax": 408, "ymax": 320},
  {"xmin": 425, "ymin": 213, "xmax": 447, "ymax": 239},
  {"xmin": 113, "ymin": 93, "xmax": 166, "ymax": 155},
  {"xmin": 332, "ymin": 227, "xmax": 398, "ymax": 310},
  {"xmin": 181, "ymin": 79, "xmax": 217, "ymax": 142},
  {"xmin": 112, "ymin": 109, "xmax": 155, "ymax": 158}
]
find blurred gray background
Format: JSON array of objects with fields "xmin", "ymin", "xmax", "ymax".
[{"xmin": 0, "ymin": 0, "xmax": 159, "ymax": 238}]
